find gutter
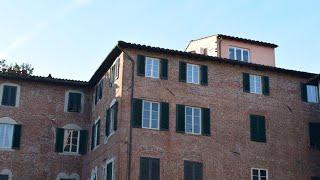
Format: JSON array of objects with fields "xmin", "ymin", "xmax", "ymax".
[{"xmin": 117, "ymin": 46, "xmax": 135, "ymax": 180}]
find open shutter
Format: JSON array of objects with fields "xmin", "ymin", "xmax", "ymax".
[
  {"xmin": 96, "ymin": 120, "xmax": 100, "ymax": 146},
  {"xmin": 132, "ymin": 98, "xmax": 142, "ymax": 128},
  {"xmin": 106, "ymin": 108, "xmax": 110, "ymax": 137},
  {"xmin": 301, "ymin": 83, "xmax": 307, "ymax": 102},
  {"xmin": 176, "ymin": 104, "xmax": 185, "ymax": 133},
  {"xmin": 160, "ymin": 102, "xmax": 169, "ymax": 131},
  {"xmin": 137, "ymin": 55, "xmax": 146, "ymax": 76},
  {"xmin": 200, "ymin": 65, "xmax": 208, "ymax": 86},
  {"xmin": 79, "ymin": 130, "xmax": 88, "ymax": 155},
  {"xmin": 140, "ymin": 157, "xmax": 149, "ymax": 180},
  {"xmin": 201, "ymin": 108, "xmax": 211, "ymax": 136},
  {"xmin": 179, "ymin": 62, "xmax": 186, "ymax": 82},
  {"xmin": 262, "ymin": 76, "xmax": 270, "ymax": 96},
  {"xmin": 160, "ymin": 58, "xmax": 168, "ymax": 80},
  {"xmin": 113, "ymin": 102, "xmax": 118, "ymax": 131},
  {"xmin": 55, "ymin": 128, "xmax": 64, "ymax": 152},
  {"xmin": 243, "ymin": 73, "xmax": 250, "ymax": 93},
  {"xmin": 12, "ymin": 124, "xmax": 21, "ymax": 149},
  {"xmin": 91, "ymin": 125, "xmax": 95, "ymax": 150}
]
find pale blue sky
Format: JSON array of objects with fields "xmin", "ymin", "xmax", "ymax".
[{"xmin": 0, "ymin": 0, "xmax": 319, "ymax": 81}]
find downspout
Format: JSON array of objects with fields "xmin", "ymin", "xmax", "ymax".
[
  {"xmin": 117, "ymin": 45, "xmax": 135, "ymax": 180},
  {"xmin": 217, "ymin": 36, "xmax": 222, "ymax": 58}
]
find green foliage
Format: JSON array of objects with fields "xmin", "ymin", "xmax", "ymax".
[{"xmin": 0, "ymin": 59, "xmax": 34, "ymax": 75}]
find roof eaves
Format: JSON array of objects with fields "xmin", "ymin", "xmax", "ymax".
[{"xmin": 216, "ymin": 34, "xmax": 278, "ymax": 48}]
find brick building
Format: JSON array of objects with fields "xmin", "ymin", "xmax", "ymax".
[{"xmin": 0, "ymin": 35, "xmax": 319, "ymax": 180}]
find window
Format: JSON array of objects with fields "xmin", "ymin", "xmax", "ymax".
[
  {"xmin": 91, "ymin": 120, "xmax": 100, "ymax": 150},
  {"xmin": 229, "ymin": 47, "xmax": 250, "ymax": 62},
  {"xmin": 250, "ymin": 75, "xmax": 262, "ymax": 94},
  {"xmin": 139, "ymin": 157, "xmax": 160, "ymax": 180},
  {"xmin": 1, "ymin": 84, "xmax": 19, "ymax": 107},
  {"xmin": 142, "ymin": 101, "xmax": 160, "ymax": 130},
  {"xmin": 309, "ymin": 123, "xmax": 320, "ymax": 150},
  {"xmin": 307, "ymin": 85, "xmax": 319, "ymax": 103},
  {"xmin": 109, "ymin": 58, "xmax": 120, "ymax": 84},
  {"xmin": 67, "ymin": 92, "xmax": 82, "ymax": 113},
  {"xmin": 0, "ymin": 175, "xmax": 9, "ymax": 180},
  {"xmin": 185, "ymin": 107, "xmax": 201, "ymax": 135},
  {"xmin": 63, "ymin": 129, "xmax": 80, "ymax": 153},
  {"xmin": 0, "ymin": 169, "xmax": 12, "ymax": 180},
  {"xmin": 95, "ymin": 80, "xmax": 104, "ymax": 105},
  {"xmin": 145, "ymin": 57, "xmax": 160, "ymax": 78},
  {"xmin": 250, "ymin": 115, "xmax": 266, "ymax": 142},
  {"xmin": 90, "ymin": 167, "xmax": 97, "ymax": 180},
  {"xmin": 184, "ymin": 161, "xmax": 203, "ymax": 180},
  {"xmin": 106, "ymin": 101, "xmax": 118, "ymax": 138},
  {"xmin": 103, "ymin": 158, "xmax": 114, "ymax": 180},
  {"xmin": 312, "ymin": 177, "xmax": 320, "ymax": 180},
  {"xmin": 0, "ymin": 124, "xmax": 13, "ymax": 149},
  {"xmin": 251, "ymin": 168, "xmax": 268, "ymax": 180},
  {"xmin": 187, "ymin": 64, "xmax": 200, "ymax": 84}
]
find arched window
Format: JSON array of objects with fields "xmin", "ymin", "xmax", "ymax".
[{"xmin": 0, "ymin": 117, "xmax": 21, "ymax": 150}]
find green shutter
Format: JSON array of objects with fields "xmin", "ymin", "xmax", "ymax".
[
  {"xmin": 179, "ymin": 62, "xmax": 186, "ymax": 82},
  {"xmin": 200, "ymin": 65, "xmax": 208, "ymax": 86},
  {"xmin": 106, "ymin": 108, "xmax": 110, "ymax": 137},
  {"xmin": 176, "ymin": 104, "xmax": 185, "ymax": 133},
  {"xmin": 132, "ymin": 98, "xmax": 142, "ymax": 128},
  {"xmin": 243, "ymin": 73, "xmax": 250, "ymax": 93},
  {"xmin": 12, "ymin": 124, "xmax": 22, "ymax": 149},
  {"xmin": 113, "ymin": 102, "xmax": 118, "ymax": 131},
  {"xmin": 140, "ymin": 157, "xmax": 149, "ymax": 180},
  {"xmin": 79, "ymin": 130, "xmax": 88, "ymax": 155},
  {"xmin": 184, "ymin": 161, "xmax": 193, "ymax": 180},
  {"xmin": 258, "ymin": 116, "xmax": 266, "ymax": 142},
  {"xmin": 55, "ymin": 128, "xmax": 64, "ymax": 152},
  {"xmin": 91, "ymin": 125, "xmax": 95, "ymax": 150},
  {"xmin": 194, "ymin": 162, "xmax": 203, "ymax": 180},
  {"xmin": 301, "ymin": 83, "xmax": 307, "ymax": 102},
  {"xmin": 106, "ymin": 161, "xmax": 113, "ymax": 180},
  {"xmin": 201, "ymin": 108, "xmax": 211, "ymax": 136},
  {"xmin": 160, "ymin": 58, "xmax": 168, "ymax": 80},
  {"xmin": 250, "ymin": 115, "xmax": 266, "ymax": 142},
  {"xmin": 96, "ymin": 120, "xmax": 100, "ymax": 146},
  {"xmin": 160, "ymin": 102, "xmax": 169, "ymax": 131},
  {"xmin": 262, "ymin": 76, "xmax": 270, "ymax": 96},
  {"xmin": 1, "ymin": 86, "xmax": 17, "ymax": 106},
  {"xmin": 150, "ymin": 158, "xmax": 160, "ymax": 180},
  {"xmin": 137, "ymin": 55, "xmax": 146, "ymax": 76}
]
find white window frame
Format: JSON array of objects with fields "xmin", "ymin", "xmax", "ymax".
[
  {"xmin": 103, "ymin": 158, "xmax": 115, "ymax": 180},
  {"xmin": 185, "ymin": 106, "xmax": 202, "ymax": 135},
  {"xmin": 249, "ymin": 75, "xmax": 262, "ymax": 94},
  {"xmin": 105, "ymin": 99, "xmax": 117, "ymax": 142},
  {"xmin": 306, "ymin": 85, "xmax": 319, "ymax": 103},
  {"xmin": 64, "ymin": 90, "xmax": 84, "ymax": 113},
  {"xmin": 56, "ymin": 172, "xmax": 80, "ymax": 180},
  {"xmin": 251, "ymin": 168, "xmax": 268, "ymax": 180},
  {"xmin": 0, "ymin": 83, "xmax": 20, "ymax": 107},
  {"xmin": 142, "ymin": 100, "xmax": 160, "ymax": 130},
  {"xmin": 109, "ymin": 58, "xmax": 120, "ymax": 84},
  {"xmin": 186, "ymin": 63, "xmax": 200, "ymax": 84},
  {"xmin": 229, "ymin": 46, "xmax": 250, "ymax": 62},
  {"xmin": 62, "ymin": 129, "xmax": 80, "ymax": 154},
  {"xmin": 0, "ymin": 169, "xmax": 12, "ymax": 180},
  {"xmin": 145, "ymin": 57, "xmax": 160, "ymax": 78},
  {"xmin": 0, "ymin": 123, "xmax": 14, "ymax": 149},
  {"xmin": 93, "ymin": 118, "xmax": 100, "ymax": 149},
  {"xmin": 90, "ymin": 167, "xmax": 97, "ymax": 180}
]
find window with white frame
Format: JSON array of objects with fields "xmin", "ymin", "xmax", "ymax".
[
  {"xmin": 145, "ymin": 57, "xmax": 160, "ymax": 78},
  {"xmin": 249, "ymin": 75, "xmax": 262, "ymax": 94},
  {"xmin": 0, "ymin": 123, "xmax": 14, "ymax": 149},
  {"xmin": 229, "ymin": 47, "xmax": 250, "ymax": 62},
  {"xmin": 142, "ymin": 101, "xmax": 160, "ymax": 130},
  {"xmin": 109, "ymin": 58, "xmax": 120, "ymax": 83},
  {"xmin": 306, "ymin": 85, "xmax": 319, "ymax": 103},
  {"xmin": 0, "ymin": 84, "xmax": 20, "ymax": 107},
  {"xmin": 103, "ymin": 158, "xmax": 114, "ymax": 180},
  {"xmin": 0, "ymin": 169, "xmax": 12, "ymax": 180},
  {"xmin": 251, "ymin": 168, "xmax": 268, "ymax": 180},
  {"xmin": 63, "ymin": 129, "xmax": 80, "ymax": 153},
  {"xmin": 187, "ymin": 63, "xmax": 200, "ymax": 84},
  {"xmin": 90, "ymin": 167, "xmax": 97, "ymax": 180},
  {"xmin": 185, "ymin": 106, "xmax": 201, "ymax": 135}
]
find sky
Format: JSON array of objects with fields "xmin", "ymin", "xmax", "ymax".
[{"xmin": 0, "ymin": 0, "xmax": 319, "ymax": 81}]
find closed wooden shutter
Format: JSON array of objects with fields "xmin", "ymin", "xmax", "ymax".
[
  {"xmin": 79, "ymin": 130, "xmax": 88, "ymax": 155},
  {"xmin": 184, "ymin": 161, "xmax": 193, "ymax": 180},
  {"xmin": 1, "ymin": 85, "xmax": 17, "ymax": 106},
  {"xmin": 160, "ymin": 102, "xmax": 169, "ymax": 131},
  {"xmin": 139, "ymin": 157, "xmax": 160, "ymax": 180},
  {"xmin": 160, "ymin": 58, "xmax": 168, "ymax": 80},
  {"xmin": 262, "ymin": 76, "xmax": 270, "ymax": 95},
  {"xmin": 91, "ymin": 124, "xmax": 95, "ymax": 150},
  {"xmin": 200, "ymin": 65, "xmax": 208, "ymax": 86},
  {"xmin": 201, "ymin": 108, "xmax": 210, "ymax": 136},
  {"xmin": 176, "ymin": 104, "xmax": 185, "ymax": 133},
  {"xmin": 12, "ymin": 124, "xmax": 22, "ymax": 149},
  {"xmin": 106, "ymin": 108, "xmax": 110, "ymax": 137},
  {"xmin": 132, "ymin": 98, "xmax": 142, "ymax": 128},
  {"xmin": 0, "ymin": 175, "xmax": 9, "ymax": 180},
  {"xmin": 96, "ymin": 120, "xmax": 100, "ymax": 146},
  {"xmin": 184, "ymin": 161, "xmax": 203, "ymax": 180},
  {"xmin": 309, "ymin": 123, "xmax": 320, "ymax": 149},
  {"xmin": 150, "ymin": 158, "xmax": 160, "ymax": 180},
  {"xmin": 243, "ymin": 73, "xmax": 250, "ymax": 93},
  {"xmin": 55, "ymin": 128, "xmax": 64, "ymax": 152},
  {"xmin": 137, "ymin": 55, "xmax": 146, "ymax": 76},
  {"xmin": 99, "ymin": 80, "xmax": 103, "ymax": 100},
  {"xmin": 179, "ymin": 62, "xmax": 187, "ymax": 82},
  {"xmin": 301, "ymin": 83, "xmax": 307, "ymax": 102},
  {"xmin": 106, "ymin": 162, "xmax": 113, "ymax": 180},
  {"xmin": 140, "ymin": 157, "xmax": 149, "ymax": 180},
  {"xmin": 250, "ymin": 115, "xmax": 266, "ymax": 142},
  {"xmin": 113, "ymin": 102, "xmax": 118, "ymax": 131},
  {"xmin": 68, "ymin": 92, "xmax": 82, "ymax": 112},
  {"xmin": 194, "ymin": 162, "xmax": 203, "ymax": 180}
]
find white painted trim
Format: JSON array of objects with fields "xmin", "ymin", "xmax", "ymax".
[
  {"xmin": 249, "ymin": 74, "xmax": 263, "ymax": 94},
  {"xmin": 251, "ymin": 168, "xmax": 268, "ymax": 180},
  {"xmin": 228, "ymin": 46, "xmax": 250, "ymax": 62},
  {"xmin": 142, "ymin": 100, "xmax": 160, "ymax": 130},
  {"xmin": 185, "ymin": 106, "xmax": 202, "ymax": 135},
  {"xmin": 103, "ymin": 157, "xmax": 115, "ymax": 180},
  {"xmin": 109, "ymin": 99, "xmax": 117, "ymax": 108},
  {"xmin": 0, "ymin": 117, "xmax": 17, "ymax": 124},
  {"xmin": 62, "ymin": 124, "xmax": 82, "ymax": 130},
  {"xmin": 0, "ymin": 169, "xmax": 13, "ymax": 180},
  {"xmin": 186, "ymin": 63, "xmax": 200, "ymax": 84},
  {"xmin": 145, "ymin": 57, "xmax": 160, "ymax": 79},
  {"xmin": 92, "ymin": 118, "xmax": 100, "ymax": 150},
  {"xmin": 90, "ymin": 166, "xmax": 98, "ymax": 180},
  {"xmin": 56, "ymin": 172, "xmax": 80, "ymax": 180},
  {"xmin": 64, "ymin": 90, "xmax": 85, "ymax": 113},
  {"xmin": 0, "ymin": 83, "xmax": 21, "ymax": 107}
]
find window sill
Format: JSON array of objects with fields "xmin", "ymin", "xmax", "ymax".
[
  {"xmin": 0, "ymin": 105, "xmax": 18, "ymax": 108},
  {"xmin": 59, "ymin": 152, "xmax": 80, "ymax": 156},
  {"xmin": 0, "ymin": 148, "xmax": 15, "ymax": 152}
]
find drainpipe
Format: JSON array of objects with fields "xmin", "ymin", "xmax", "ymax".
[
  {"xmin": 117, "ymin": 45, "xmax": 135, "ymax": 180},
  {"xmin": 217, "ymin": 36, "xmax": 222, "ymax": 58}
]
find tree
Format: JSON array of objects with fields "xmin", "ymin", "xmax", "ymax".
[{"xmin": 0, "ymin": 59, "xmax": 34, "ymax": 75}]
